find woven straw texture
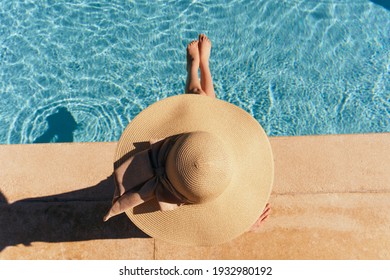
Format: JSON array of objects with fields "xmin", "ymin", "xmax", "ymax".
[{"xmin": 115, "ymin": 94, "xmax": 274, "ymax": 246}]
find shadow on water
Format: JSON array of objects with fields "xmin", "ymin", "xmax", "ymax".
[
  {"xmin": 0, "ymin": 174, "xmax": 149, "ymax": 253},
  {"xmin": 370, "ymin": 0, "xmax": 390, "ymax": 10},
  {"xmin": 33, "ymin": 107, "xmax": 78, "ymax": 143}
]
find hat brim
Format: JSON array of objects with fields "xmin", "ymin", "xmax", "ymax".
[{"xmin": 115, "ymin": 94, "xmax": 274, "ymax": 246}]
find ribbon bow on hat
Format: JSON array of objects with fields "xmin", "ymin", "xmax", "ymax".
[{"xmin": 104, "ymin": 136, "xmax": 190, "ymax": 221}]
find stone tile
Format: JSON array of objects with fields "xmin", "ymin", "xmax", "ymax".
[
  {"xmin": 0, "ymin": 199, "xmax": 153, "ymax": 259},
  {"xmin": 0, "ymin": 239, "xmax": 154, "ymax": 260},
  {"xmin": 270, "ymin": 133, "xmax": 390, "ymax": 194},
  {"xmin": 0, "ymin": 142, "xmax": 116, "ymax": 202},
  {"xmin": 155, "ymin": 193, "xmax": 390, "ymax": 259},
  {"xmin": 1, "ymin": 133, "xmax": 389, "ymax": 260}
]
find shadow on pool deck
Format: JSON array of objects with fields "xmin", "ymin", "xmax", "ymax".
[{"xmin": 0, "ymin": 174, "xmax": 149, "ymax": 252}]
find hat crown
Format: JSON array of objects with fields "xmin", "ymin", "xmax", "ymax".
[{"xmin": 166, "ymin": 131, "xmax": 233, "ymax": 203}]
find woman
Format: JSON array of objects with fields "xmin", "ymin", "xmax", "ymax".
[{"xmin": 104, "ymin": 34, "xmax": 273, "ymax": 246}]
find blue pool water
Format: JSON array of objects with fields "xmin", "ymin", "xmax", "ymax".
[{"xmin": 1, "ymin": 0, "xmax": 389, "ymax": 144}]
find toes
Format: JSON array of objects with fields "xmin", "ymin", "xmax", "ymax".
[
  {"xmin": 187, "ymin": 40, "xmax": 198, "ymax": 50},
  {"xmin": 198, "ymin": 34, "xmax": 211, "ymax": 47}
]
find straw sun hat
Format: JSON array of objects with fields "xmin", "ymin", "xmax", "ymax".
[{"xmin": 104, "ymin": 94, "xmax": 274, "ymax": 246}]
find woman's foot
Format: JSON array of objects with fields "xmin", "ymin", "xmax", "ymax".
[
  {"xmin": 186, "ymin": 40, "xmax": 200, "ymax": 72},
  {"xmin": 249, "ymin": 203, "xmax": 271, "ymax": 232},
  {"xmin": 198, "ymin": 34, "xmax": 211, "ymax": 68},
  {"xmin": 198, "ymin": 34, "xmax": 215, "ymax": 98},
  {"xmin": 185, "ymin": 40, "xmax": 204, "ymax": 94}
]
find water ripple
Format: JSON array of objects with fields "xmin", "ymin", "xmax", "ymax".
[
  {"xmin": 0, "ymin": 0, "xmax": 389, "ymax": 143},
  {"xmin": 6, "ymin": 96, "xmax": 143, "ymax": 144}
]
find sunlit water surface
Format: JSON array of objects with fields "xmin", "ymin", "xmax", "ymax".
[{"xmin": 0, "ymin": 0, "xmax": 389, "ymax": 143}]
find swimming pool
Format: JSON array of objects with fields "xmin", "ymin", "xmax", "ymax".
[{"xmin": 1, "ymin": 0, "xmax": 389, "ymax": 144}]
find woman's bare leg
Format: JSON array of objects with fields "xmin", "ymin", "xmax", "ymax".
[
  {"xmin": 198, "ymin": 34, "xmax": 216, "ymax": 98},
  {"xmin": 185, "ymin": 40, "xmax": 206, "ymax": 95}
]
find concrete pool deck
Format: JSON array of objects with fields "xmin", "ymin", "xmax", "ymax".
[{"xmin": 0, "ymin": 133, "xmax": 389, "ymax": 259}]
